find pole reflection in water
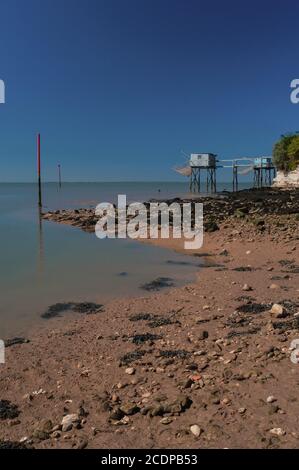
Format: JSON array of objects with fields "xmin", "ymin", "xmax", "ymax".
[{"xmin": 37, "ymin": 201, "xmax": 44, "ymax": 274}]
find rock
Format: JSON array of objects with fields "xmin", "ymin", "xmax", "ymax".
[
  {"xmin": 182, "ymin": 378, "xmax": 193, "ymax": 389},
  {"xmin": 269, "ymin": 304, "xmax": 286, "ymax": 318},
  {"xmin": 119, "ymin": 403, "xmax": 140, "ymax": 416},
  {"xmin": 125, "ymin": 367, "xmax": 135, "ymax": 375},
  {"xmin": 32, "ymin": 430, "xmax": 49, "ymax": 441},
  {"xmin": 269, "ymin": 427, "xmax": 286, "ymax": 436},
  {"xmin": 61, "ymin": 413, "xmax": 80, "ymax": 432},
  {"xmin": 266, "ymin": 396, "xmax": 277, "ymax": 403},
  {"xmin": 242, "ymin": 284, "xmax": 252, "ymax": 291},
  {"xmin": 269, "ymin": 283, "xmax": 279, "ymax": 290},
  {"xmin": 110, "ymin": 408, "xmax": 125, "ymax": 420},
  {"xmin": 35, "ymin": 419, "xmax": 53, "ymax": 433},
  {"xmin": 198, "ymin": 330, "xmax": 209, "ymax": 340},
  {"xmin": 238, "ymin": 407, "xmax": 246, "ymax": 414},
  {"xmin": 190, "ymin": 425, "xmax": 202, "ymax": 437},
  {"xmin": 74, "ymin": 437, "xmax": 88, "ymax": 449},
  {"xmin": 160, "ymin": 417, "xmax": 173, "ymax": 425},
  {"xmin": 221, "ymin": 397, "xmax": 230, "ymax": 405}
]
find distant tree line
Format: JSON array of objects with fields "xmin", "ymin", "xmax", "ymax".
[{"xmin": 273, "ymin": 133, "xmax": 299, "ymax": 172}]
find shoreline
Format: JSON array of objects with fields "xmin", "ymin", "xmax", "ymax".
[{"xmin": 0, "ymin": 189, "xmax": 298, "ymax": 448}]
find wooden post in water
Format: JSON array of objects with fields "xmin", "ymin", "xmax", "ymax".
[{"xmin": 37, "ymin": 133, "xmax": 42, "ymax": 207}]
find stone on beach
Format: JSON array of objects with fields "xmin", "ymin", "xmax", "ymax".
[
  {"xmin": 61, "ymin": 413, "xmax": 80, "ymax": 432},
  {"xmin": 190, "ymin": 425, "xmax": 202, "ymax": 437}
]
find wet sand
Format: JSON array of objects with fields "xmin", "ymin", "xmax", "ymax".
[{"xmin": 0, "ymin": 189, "xmax": 298, "ymax": 449}]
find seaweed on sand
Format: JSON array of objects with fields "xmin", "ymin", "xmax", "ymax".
[
  {"xmin": 131, "ymin": 333, "xmax": 161, "ymax": 345},
  {"xmin": 147, "ymin": 316, "xmax": 175, "ymax": 328},
  {"xmin": 4, "ymin": 337, "xmax": 29, "ymax": 347},
  {"xmin": 159, "ymin": 350, "xmax": 191, "ymax": 359},
  {"xmin": 0, "ymin": 441, "xmax": 33, "ymax": 449},
  {"xmin": 129, "ymin": 313, "xmax": 153, "ymax": 322},
  {"xmin": 41, "ymin": 301, "xmax": 103, "ymax": 319},
  {"xmin": 236, "ymin": 302, "xmax": 271, "ymax": 314},
  {"xmin": 226, "ymin": 327, "xmax": 261, "ymax": 338},
  {"xmin": 119, "ymin": 350, "xmax": 147, "ymax": 365},
  {"xmin": 140, "ymin": 277, "xmax": 174, "ymax": 292},
  {"xmin": 0, "ymin": 400, "xmax": 20, "ymax": 420},
  {"xmin": 233, "ymin": 266, "xmax": 255, "ymax": 272}
]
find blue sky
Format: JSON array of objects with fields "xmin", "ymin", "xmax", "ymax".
[{"xmin": 0, "ymin": 0, "xmax": 299, "ymax": 182}]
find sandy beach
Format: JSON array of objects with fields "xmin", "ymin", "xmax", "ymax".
[{"xmin": 0, "ymin": 189, "xmax": 298, "ymax": 449}]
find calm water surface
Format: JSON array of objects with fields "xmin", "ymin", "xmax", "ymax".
[{"xmin": 0, "ymin": 182, "xmax": 250, "ymax": 337}]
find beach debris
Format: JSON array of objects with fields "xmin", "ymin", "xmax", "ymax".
[
  {"xmin": 4, "ymin": 337, "xmax": 29, "ymax": 347},
  {"xmin": 41, "ymin": 301, "xmax": 104, "ymax": 319},
  {"xmin": 140, "ymin": 277, "xmax": 174, "ymax": 292},
  {"xmin": 0, "ymin": 400, "xmax": 20, "ymax": 420},
  {"xmin": 190, "ymin": 425, "xmax": 202, "ymax": 437}
]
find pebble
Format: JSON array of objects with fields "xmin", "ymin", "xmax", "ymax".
[
  {"xmin": 238, "ymin": 407, "xmax": 246, "ymax": 414},
  {"xmin": 269, "ymin": 427, "xmax": 286, "ymax": 436},
  {"xmin": 190, "ymin": 424, "xmax": 202, "ymax": 437},
  {"xmin": 269, "ymin": 283, "xmax": 279, "ymax": 289},
  {"xmin": 242, "ymin": 284, "xmax": 253, "ymax": 291},
  {"xmin": 221, "ymin": 397, "xmax": 230, "ymax": 405},
  {"xmin": 125, "ymin": 367, "xmax": 135, "ymax": 375},
  {"xmin": 160, "ymin": 417, "xmax": 173, "ymax": 425},
  {"xmin": 266, "ymin": 396, "xmax": 277, "ymax": 403},
  {"xmin": 198, "ymin": 330, "xmax": 209, "ymax": 340},
  {"xmin": 270, "ymin": 304, "xmax": 285, "ymax": 317}
]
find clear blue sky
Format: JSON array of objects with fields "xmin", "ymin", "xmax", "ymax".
[{"xmin": 0, "ymin": 0, "xmax": 299, "ymax": 182}]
